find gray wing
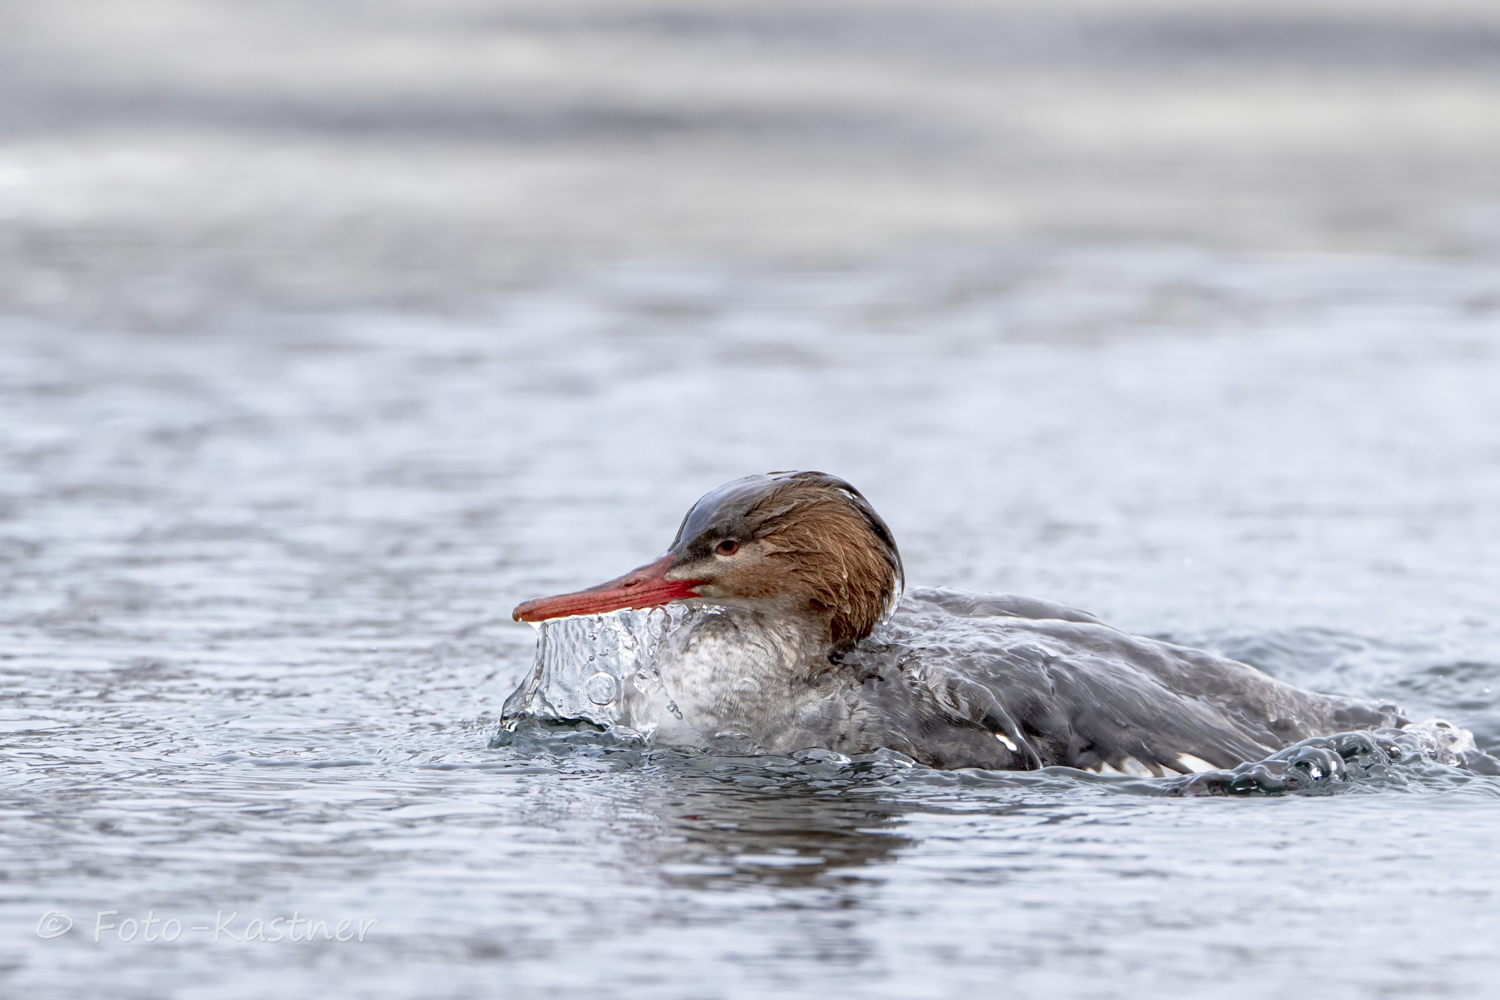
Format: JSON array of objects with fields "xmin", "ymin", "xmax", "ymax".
[
  {"xmin": 902, "ymin": 587, "xmax": 1103, "ymax": 625},
  {"xmin": 850, "ymin": 596, "xmax": 1406, "ymax": 773}
]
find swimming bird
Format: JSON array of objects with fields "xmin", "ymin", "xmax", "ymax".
[{"xmin": 511, "ymin": 471, "xmax": 1442, "ymax": 774}]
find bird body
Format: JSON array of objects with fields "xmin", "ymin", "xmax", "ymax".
[
  {"xmin": 506, "ymin": 588, "xmax": 1404, "ymax": 772},
  {"xmin": 506, "ymin": 471, "xmax": 1468, "ymax": 774}
]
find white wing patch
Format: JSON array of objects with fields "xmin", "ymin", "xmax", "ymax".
[
  {"xmin": 1174, "ymin": 754, "xmax": 1215, "ymax": 774},
  {"xmin": 1094, "ymin": 757, "xmax": 1155, "ymax": 777},
  {"xmin": 994, "ymin": 732, "xmax": 1018, "ymax": 752}
]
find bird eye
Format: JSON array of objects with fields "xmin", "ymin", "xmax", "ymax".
[{"xmin": 715, "ymin": 539, "xmax": 740, "ymax": 556}]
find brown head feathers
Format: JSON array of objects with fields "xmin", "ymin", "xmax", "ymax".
[{"xmin": 665, "ymin": 472, "xmax": 904, "ymax": 651}]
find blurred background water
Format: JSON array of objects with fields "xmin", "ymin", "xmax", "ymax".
[{"xmin": 4, "ymin": 2, "xmax": 1500, "ymax": 998}]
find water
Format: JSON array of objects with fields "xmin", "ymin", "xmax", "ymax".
[{"xmin": 5, "ymin": 244, "xmax": 1500, "ymax": 998}]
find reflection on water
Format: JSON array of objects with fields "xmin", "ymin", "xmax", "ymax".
[
  {"xmin": 634, "ymin": 757, "xmax": 916, "ymax": 891},
  {"xmin": 5, "ymin": 246, "xmax": 1500, "ymax": 998},
  {"xmin": 492, "ymin": 724, "xmax": 919, "ymax": 890}
]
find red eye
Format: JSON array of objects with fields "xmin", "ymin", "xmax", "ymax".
[{"xmin": 715, "ymin": 539, "xmax": 739, "ymax": 556}]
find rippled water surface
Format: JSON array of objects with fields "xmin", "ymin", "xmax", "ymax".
[{"xmin": 5, "ymin": 246, "xmax": 1500, "ymax": 998}]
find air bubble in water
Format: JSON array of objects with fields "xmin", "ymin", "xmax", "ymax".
[{"xmin": 585, "ymin": 672, "xmax": 618, "ymax": 706}]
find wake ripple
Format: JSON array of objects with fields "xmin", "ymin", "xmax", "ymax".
[{"xmin": 493, "ymin": 717, "xmax": 1500, "ymax": 799}]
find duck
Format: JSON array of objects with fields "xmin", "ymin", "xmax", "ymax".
[{"xmin": 508, "ymin": 471, "xmax": 1480, "ymax": 776}]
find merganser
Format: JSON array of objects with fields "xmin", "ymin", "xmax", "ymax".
[{"xmin": 507, "ymin": 471, "xmax": 1488, "ymax": 777}]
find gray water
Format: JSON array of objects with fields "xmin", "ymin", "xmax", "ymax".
[{"xmin": 5, "ymin": 244, "xmax": 1500, "ymax": 998}]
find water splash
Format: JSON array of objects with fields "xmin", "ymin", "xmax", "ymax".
[
  {"xmin": 1158, "ymin": 722, "xmax": 1500, "ymax": 796},
  {"xmin": 499, "ymin": 605, "xmax": 695, "ymax": 736}
]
